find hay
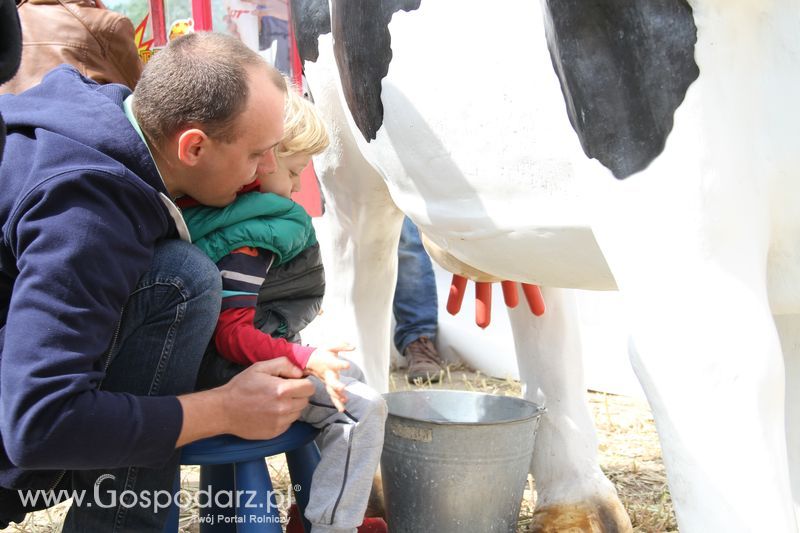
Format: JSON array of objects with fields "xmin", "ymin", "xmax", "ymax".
[{"xmin": 1, "ymin": 365, "xmax": 677, "ymax": 532}]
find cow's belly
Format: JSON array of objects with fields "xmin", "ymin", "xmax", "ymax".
[
  {"xmin": 352, "ymin": 3, "xmax": 616, "ymax": 288},
  {"xmin": 424, "ymin": 224, "xmax": 615, "ymax": 290},
  {"xmin": 361, "ymin": 103, "xmax": 617, "ymax": 288},
  {"xmin": 312, "ymin": 0, "xmax": 800, "ymax": 300},
  {"xmin": 352, "ymin": 0, "xmax": 799, "ymax": 299}
]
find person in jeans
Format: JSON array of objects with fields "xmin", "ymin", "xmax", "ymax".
[
  {"xmin": 0, "ymin": 33, "xmax": 316, "ymax": 532},
  {"xmin": 393, "ymin": 217, "xmax": 445, "ymax": 382}
]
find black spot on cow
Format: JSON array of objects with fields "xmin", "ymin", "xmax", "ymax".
[
  {"xmin": 331, "ymin": 0, "xmax": 421, "ymax": 142},
  {"xmin": 290, "ymin": 0, "xmax": 331, "ymax": 64},
  {"xmin": 543, "ymin": 0, "xmax": 699, "ymax": 179}
]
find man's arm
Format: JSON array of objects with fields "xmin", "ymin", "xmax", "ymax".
[{"xmin": 2, "ymin": 173, "xmax": 179, "ymax": 469}]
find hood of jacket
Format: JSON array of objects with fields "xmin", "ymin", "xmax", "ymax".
[{"xmin": 0, "ymin": 65, "xmax": 160, "ymax": 191}]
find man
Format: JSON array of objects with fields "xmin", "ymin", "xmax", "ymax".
[{"xmin": 0, "ymin": 32, "xmax": 315, "ymax": 531}]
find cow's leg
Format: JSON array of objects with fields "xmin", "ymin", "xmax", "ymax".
[
  {"xmin": 593, "ymin": 221, "xmax": 797, "ymax": 532},
  {"xmin": 777, "ymin": 313, "xmax": 800, "ymax": 524},
  {"xmin": 309, "ymin": 69, "xmax": 405, "ymax": 392},
  {"xmin": 507, "ymin": 286, "xmax": 632, "ymax": 533},
  {"xmin": 623, "ymin": 281, "xmax": 794, "ymax": 532},
  {"xmin": 314, "ymin": 175, "xmax": 404, "ymax": 392}
]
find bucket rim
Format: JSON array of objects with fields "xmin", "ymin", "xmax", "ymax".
[{"xmin": 382, "ymin": 389, "xmax": 546, "ymax": 426}]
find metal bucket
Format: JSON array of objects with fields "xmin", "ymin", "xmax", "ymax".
[{"xmin": 381, "ymin": 390, "xmax": 545, "ymax": 533}]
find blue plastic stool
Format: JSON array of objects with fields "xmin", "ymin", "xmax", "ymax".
[{"xmin": 165, "ymin": 422, "xmax": 320, "ymax": 533}]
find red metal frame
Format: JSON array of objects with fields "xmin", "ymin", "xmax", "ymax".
[
  {"xmin": 286, "ymin": 0, "xmax": 323, "ymax": 217},
  {"xmin": 147, "ymin": 0, "xmax": 212, "ymax": 44},
  {"xmin": 287, "ymin": 0, "xmax": 303, "ymax": 88},
  {"xmin": 147, "ymin": 0, "xmax": 167, "ymax": 46},
  {"xmin": 191, "ymin": 0, "xmax": 213, "ymax": 31}
]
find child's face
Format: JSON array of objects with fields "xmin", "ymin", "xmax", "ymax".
[{"xmin": 259, "ymin": 151, "xmax": 311, "ymax": 198}]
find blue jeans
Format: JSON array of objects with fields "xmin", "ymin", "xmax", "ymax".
[
  {"xmin": 61, "ymin": 240, "xmax": 221, "ymax": 533},
  {"xmin": 393, "ymin": 218, "xmax": 438, "ymax": 354}
]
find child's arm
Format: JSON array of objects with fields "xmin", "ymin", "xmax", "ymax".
[
  {"xmin": 213, "ymin": 247, "xmax": 354, "ymax": 411},
  {"xmin": 212, "ymin": 247, "xmax": 316, "ymax": 369},
  {"xmin": 215, "ymin": 307, "xmax": 315, "ymax": 369},
  {"xmin": 216, "ymin": 308, "xmax": 354, "ymax": 412}
]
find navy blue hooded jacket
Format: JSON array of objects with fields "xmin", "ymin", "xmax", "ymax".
[{"xmin": 0, "ymin": 66, "xmax": 184, "ymax": 491}]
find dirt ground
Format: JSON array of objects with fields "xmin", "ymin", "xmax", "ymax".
[{"xmin": 1, "ymin": 367, "xmax": 677, "ymax": 533}]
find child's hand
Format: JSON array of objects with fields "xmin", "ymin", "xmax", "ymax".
[{"xmin": 305, "ymin": 343, "xmax": 355, "ymax": 412}]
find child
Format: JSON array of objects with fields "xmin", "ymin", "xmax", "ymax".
[{"xmin": 181, "ymin": 87, "xmax": 387, "ymax": 533}]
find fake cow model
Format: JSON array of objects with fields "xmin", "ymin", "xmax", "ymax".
[{"xmin": 292, "ymin": 1, "xmax": 800, "ymax": 531}]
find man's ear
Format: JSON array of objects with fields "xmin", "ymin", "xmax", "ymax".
[{"xmin": 176, "ymin": 128, "xmax": 208, "ymax": 165}]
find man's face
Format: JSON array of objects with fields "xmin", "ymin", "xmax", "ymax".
[
  {"xmin": 259, "ymin": 151, "xmax": 310, "ymax": 198},
  {"xmin": 189, "ymin": 66, "xmax": 285, "ymax": 207}
]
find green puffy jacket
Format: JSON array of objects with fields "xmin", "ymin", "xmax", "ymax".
[{"xmin": 181, "ymin": 192, "xmax": 316, "ymax": 265}]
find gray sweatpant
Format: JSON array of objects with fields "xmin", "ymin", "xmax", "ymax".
[{"xmin": 298, "ymin": 362, "xmax": 387, "ymax": 533}]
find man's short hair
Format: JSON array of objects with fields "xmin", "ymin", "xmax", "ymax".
[{"xmin": 133, "ymin": 32, "xmax": 286, "ymax": 144}]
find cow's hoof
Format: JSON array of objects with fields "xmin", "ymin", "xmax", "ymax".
[{"xmin": 529, "ymin": 497, "xmax": 633, "ymax": 533}]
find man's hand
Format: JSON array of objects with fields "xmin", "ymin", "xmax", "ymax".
[
  {"xmin": 305, "ymin": 344, "xmax": 354, "ymax": 412},
  {"xmin": 220, "ymin": 358, "xmax": 316, "ymax": 439},
  {"xmin": 176, "ymin": 357, "xmax": 315, "ymax": 446}
]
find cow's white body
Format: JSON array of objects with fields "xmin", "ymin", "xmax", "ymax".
[{"xmin": 301, "ymin": 1, "xmax": 800, "ymax": 531}]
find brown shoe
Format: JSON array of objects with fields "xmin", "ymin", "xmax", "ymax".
[{"xmin": 405, "ymin": 336, "xmax": 443, "ymax": 383}]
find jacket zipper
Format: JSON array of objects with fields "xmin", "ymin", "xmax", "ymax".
[
  {"xmin": 46, "ymin": 306, "xmax": 125, "ymax": 493},
  {"xmin": 98, "ymin": 305, "xmax": 125, "ymax": 385}
]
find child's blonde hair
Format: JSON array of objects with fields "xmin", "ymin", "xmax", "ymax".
[{"xmin": 277, "ymin": 82, "xmax": 330, "ymax": 159}]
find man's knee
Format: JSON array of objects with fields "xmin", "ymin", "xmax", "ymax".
[
  {"xmin": 149, "ymin": 240, "xmax": 222, "ymax": 303},
  {"xmin": 109, "ymin": 240, "xmax": 222, "ymax": 394},
  {"xmin": 129, "ymin": 240, "xmax": 221, "ymax": 342},
  {"xmin": 151, "ymin": 239, "xmax": 221, "ymax": 292}
]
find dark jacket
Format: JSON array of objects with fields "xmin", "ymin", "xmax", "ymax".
[
  {"xmin": 254, "ymin": 243, "xmax": 325, "ymax": 343},
  {"xmin": 194, "ymin": 242, "xmax": 325, "ymax": 391},
  {"xmin": 0, "ymin": 66, "xmax": 183, "ymax": 501}
]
